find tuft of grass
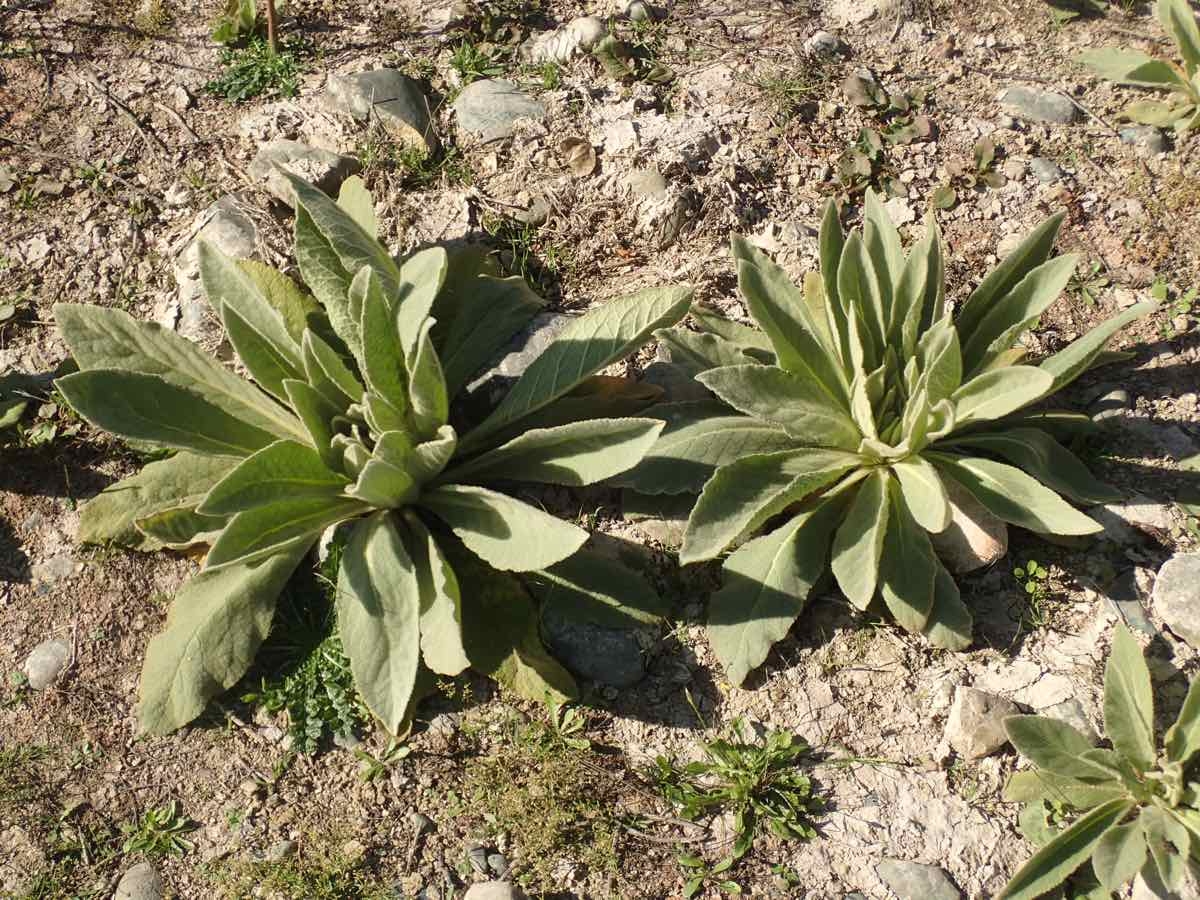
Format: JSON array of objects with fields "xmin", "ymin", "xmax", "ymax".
[
  {"xmin": 121, "ymin": 800, "xmax": 196, "ymax": 858},
  {"xmin": 451, "ymin": 704, "xmax": 621, "ymax": 891},
  {"xmin": 480, "ymin": 213, "xmax": 569, "ymax": 296},
  {"xmin": 212, "ymin": 845, "xmax": 395, "ymax": 899},
  {"xmin": 205, "ymin": 37, "xmax": 303, "ymax": 102},
  {"xmin": 449, "ymin": 40, "xmax": 504, "ymax": 86}
]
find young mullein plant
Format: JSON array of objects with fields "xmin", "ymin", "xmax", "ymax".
[
  {"xmin": 55, "ymin": 173, "xmax": 691, "ymax": 735},
  {"xmin": 1078, "ymin": 0, "xmax": 1200, "ymax": 133},
  {"xmin": 999, "ymin": 625, "xmax": 1200, "ymax": 899},
  {"xmin": 616, "ymin": 191, "xmax": 1155, "ymax": 685}
]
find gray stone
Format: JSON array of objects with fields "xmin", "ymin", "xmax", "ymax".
[
  {"xmin": 1153, "ymin": 554, "xmax": 1200, "ymax": 648},
  {"xmin": 114, "ymin": 861, "xmax": 165, "ymax": 900},
  {"xmin": 1091, "ymin": 495, "xmax": 1174, "ymax": 543},
  {"xmin": 487, "ymin": 852, "xmax": 510, "ymax": 876},
  {"xmin": 248, "ymin": 139, "xmax": 361, "ymax": 207},
  {"xmin": 408, "ymin": 811, "xmax": 433, "ymax": 833},
  {"xmin": 1120, "ymin": 126, "xmax": 1168, "ymax": 156},
  {"xmin": 1043, "ymin": 698, "xmax": 1099, "ymax": 744},
  {"xmin": 326, "ymin": 70, "xmax": 437, "ymax": 151},
  {"xmin": 625, "ymin": 167, "xmax": 667, "ymax": 198},
  {"xmin": 22, "ymin": 638, "xmax": 70, "ymax": 690},
  {"xmin": 31, "ymin": 553, "xmax": 79, "ymax": 584},
  {"xmin": 466, "ymin": 843, "xmax": 490, "ymax": 874},
  {"xmin": 1104, "ymin": 567, "xmax": 1157, "ymax": 636},
  {"xmin": 999, "ymin": 86, "xmax": 1080, "ymax": 125},
  {"xmin": 266, "ymin": 839, "xmax": 297, "ymax": 861},
  {"xmin": 469, "ymin": 313, "xmax": 571, "ymax": 399},
  {"xmin": 625, "ymin": 0, "xmax": 658, "ymax": 22},
  {"xmin": 453, "ymin": 79, "xmax": 546, "ymax": 142},
  {"xmin": 943, "ymin": 686, "xmax": 1019, "ymax": 760},
  {"xmin": 876, "ymin": 859, "xmax": 961, "ymax": 900},
  {"xmin": 1029, "ymin": 157, "xmax": 1063, "ymax": 183},
  {"xmin": 463, "ymin": 883, "xmax": 527, "ymax": 900},
  {"xmin": 1090, "ymin": 387, "xmax": 1130, "ymax": 422},
  {"xmin": 541, "ymin": 606, "xmax": 647, "ymax": 687},
  {"xmin": 931, "ymin": 475, "xmax": 1008, "ymax": 574},
  {"xmin": 804, "ymin": 30, "xmax": 842, "ymax": 56}
]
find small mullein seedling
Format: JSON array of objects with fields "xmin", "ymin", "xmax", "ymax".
[
  {"xmin": 1078, "ymin": 0, "xmax": 1200, "ymax": 133},
  {"xmin": 121, "ymin": 801, "xmax": 196, "ymax": 857},
  {"xmin": 620, "ymin": 191, "xmax": 1155, "ymax": 685},
  {"xmin": 56, "ymin": 173, "xmax": 690, "ymax": 737},
  {"xmin": 999, "ymin": 625, "xmax": 1200, "ymax": 899}
]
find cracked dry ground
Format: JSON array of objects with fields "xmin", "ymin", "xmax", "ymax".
[{"xmin": 3, "ymin": 0, "xmax": 1200, "ymax": 897}]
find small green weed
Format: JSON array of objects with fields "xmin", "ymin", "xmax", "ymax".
[
  {"xmin": 652, "ymin": 719, "xmax": 823, "ymax": 863},
  {"xmin": 1068, "ymin": 261, "xmax": 1110, "ymax": 307},
  {"xmin": 933, "ymin": 137, "xmax": 1007, "ymax": 210},
  {"xmin": 450, "ymin": 40, "xmax": 504, "ymax": 85},
  {"xmin": 481, "ymin": 213, "xmax": 568, "ymax": 294},
  {"xmin": 678, "ymin": 852, "xmax": 741, "ymax": 897},
  {"xmin": 1013, "ymin": 559, "xmax": 1051, "ymax": 630},
  {"xmin": 205, "ymin": 37, "xmax": 303, "ymax": 102},
  {"xmin": 121, "ymin": 800, "xmax": 195, "ymax": 857},
  {"xmin": 357, "ymin": 137, "xmax": 471, "ymax": 189},
  {"xmin": 354, "ymin": 738, "xmax": 411, "ymax": 782}
]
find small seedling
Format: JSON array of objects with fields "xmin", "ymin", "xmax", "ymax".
[
  {"xmin": 934, "ymin": 137, "xmax": 1007, "ymax": 209},
  {"xmin": 836, "ymin": 128, "xmax": 902, "ymax": 200},
  {"xmin": 1013, "ymin": 559, "xmax": 1051, "ymax": 630},
  {"xmin": 1068, "ymin": 261, "xmax": 1110, "ymax": 308},
  {"xmin": 1046, "ymin": 0, "xmax": 1107, "ymax": 25},
  {"xmin": 450, "ymin": 40, "xmax": 504, "ymax": 85},
  {"xmin": 121, "ymin": 800, "xmax": 195, "ymax": 857},
  {"xmin": 678, "ymin": 852, "xmax": 741, "ymax": 897},
  {"xmin": 355, "ymin": 738, "xmax": 411, "ymax": 782},
  {"xmin": 545, "ymin": 696, "xmax": 590, "ymax": 750}
]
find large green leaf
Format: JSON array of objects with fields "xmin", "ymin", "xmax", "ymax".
[
  {"xmin": 430, "ymin": 248, "xmax": 544, "ymax": 398},
  {"xmin": 294, "ymin": 205, "xmax": 357, "ymax": 360},
  {"xmin": 301, "ymin": 330, "xmax": 363, "ymax": 409},
  {"xmin": 891, "ymin": 455, "xmax": 950, "ymax": 533},
  {"xmin": 462, "ymin": 285, "xmax": 693, "ymax": 448},
  {"xmin": 394, "ymin": 247, "xmax": 448, "ymax": 354},
  {"xmin": 922, "ymin": 560, "xmax": 973, "ymax": 651},
  {"xmin": 282, "ymin": 379, "xmax": 340, "ymax": 467},
  {"xmin": 878, "ymin": 477, "xmax": 937, "ymax": 633},
  {"xmin": 138, "ymin": 541, "xmax": 309, "ymax": 733},
  {"xmin": 1039, "ymin": 302, "xmax": 1156, "ymax": 396},
  {"xmin": 219, "ymin": 304, "xmax": 303, "ymax": 403},
  {"xmin": 1092, "ymin": 821, "xmax": 1148, "ymax": 893},
  {"xmin": 696, "ymin": 365, "xmax": 861, "ymax": 449},
  {"xmin": 237, "ymin": 260, "xmax": 323, "ymax": 344},
  {"xmin": 336, "ymin": 513, "xmax": 422, "ymax": 733},
  {"xmin": 1160, "ymin": 0, "xmax": 1200, "ymax": 76},
  {"xmin": 346, "ymin": 456, "xmax": 418, "ymax": 508},
  {"xmin": 1078, "ymin": 48, "xmax": 1191, "ymax": 88},
  {"xmin": 527, "ymin": 547, "xmax": 669, "ymax": 629},
  {"xmin": 731, "ymin": 236, "xmax": 848, "ymax": 404},
  {"xmin": 1140, "ymin": 806, "xmax": 1191, "ymax": 893},
  {"xmin": 830, "ymin": 469, "xmax": 889, "ymax": 610},
  {"xmin": 401, "ymin": 515, "xmax": 469, "ymax": 677},
  {"xmin": 998, "ymin": 800, "xmax": 1134, "ymax": 900},
  {"xmin": 656, "ymin": 326, "xmax": 758, "ymax": 376},
  {"xmin": 57, "ymin": 370, "xmax": 277, "ymax": 457},
  {"xmin": 420, "ymin": 484, "xmax": 588, "ymax": 571},
  {"xmin": 54, "ymin": 303, "xmax": 304, "ymax": 441},
  {"xmin": 691, "ymin": 306, "xmax": 776, "ymax": 355},
  {"xmin": 818, "ymin": 200, "xmax": 848, "ymax": 366},
  {"xmin": 1005, "ymin": 715, "xmax": 1115, "ymax": 779},
  {"xmin": 942, "ymin": 429, "xmax": 1120, "ymax": 505},
  {"xmin": 610, "ymin": 402, "xmax": 795, "ymax": 495},
  {"xmin": 405, "ymin": 320, "xmax": 450, "ymax": 439},
  {"xmin": 951, "ymin": 366, "xmax": 1055, "ymax": 428},
  {"xmin": 914, "ymin": 315, "xmax": 963, "ymax": 406},
  {"xmin": 206, "ymin": 496, "xmax": 368, "ymax": 567},
  {"xmin": 337, "ymin": 175, "xmax": 377, "ymax": 238},
  {"xmin": 355, "ymin": 267, "xmax": 408, "ymax": 411},
  {"xmin": 445, "ymin": 418, "xmax": 662, "ymax": 487},
  {"xmin": 198, "ymin": 440, "xmax": 348, "ymax": 515},
  {"xmin": 931, "ymin": 454, "xmax": 1102, "ymax": 536},
  {"xmin": 1164, "ymin": 677, "xmax": 1200, "ymax": 766},
  {"xmin": 78, "ymin": 452, "xmax": 234, "ymax": 550},
  {"xmin": 956, "ymin": 213, "xmax": 1065, "ymax": 343},
  {"xmin": 837, "ymin": 232, "xmax": 885, "ymax": 365},
  {"xmin": 680, "ymin": 448, "xmax": 860, "ymax": 564},
  {"xmin": 1103, "ymin": 625, "xmax": 1156, "ymax": 771},
  {"xmin": 456, "ymin": 551, "xmax": 577, "ymax": 703},
  {"xmin": 135, "ymin": 505, "xmax": 225, "ymax": 549},
  {"xmin": 708, "ymin": 495, "xmax": 844, "ymax": 685},
  {"xmin": 959, "ymin": 254, "xmax": 1078, "ymax": 376}
]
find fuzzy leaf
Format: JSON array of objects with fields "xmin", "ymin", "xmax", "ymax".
[
  {"xmin": 446, "ymin": 418, "xmax": 663, "ymax": 487},
  {"xmin": 830, "ymin": 469, "xmax": 889, "ymax": 609},
  {"xmin": 400, "ymin": 515, "xmax": 470, "ymax": 676},
  {"xmin": 610, "ymin": 402, "xmax": 796, "ymax": 495},
  {"xmin": 707, "ymin": 496, "xmax": 844, "ymax": 685},
  {"xmin": 394, "ymin": 248, "xmax": 448, "ymax": 354},
  {"xmin": 1078, "ymin": 48, "xmax": 1190, "ymax": 88},
  {"xmin": 206, "ymin": 496, "xmax": 368, "ymax": 567},
  {"xmin": 878, "ymin": 477, "xmax": 937, "ymax": 632},
  {"xmin": 198, "ymin": 439, "xmax": 347, "ymax": 515},
  {"xmin": 932, "ymin": 454, "xmax": 1102, "ymax": 536},
  {"xmin": 138, "ymin": 541, "xmax": 309, "ymax": 733},
  {"xmin": 1039, "ymin": 302, "xmax": 1156, "ymax": 396},
  {"xmin": 78, "ymin": 453, "xmax": 234, "ymax": 550},
  {"xmin": 336, "ymin": 513, "xmax": 422, "ymax": 733},
  {"xmin": 697, "ymin": 365, "xmax": 861, "ymax": 449},
  {"xmin": 58, "ymin": 370, "xmax": 276, "ymax": 457},
  {"xmin": 951, "ymin": 366, "xmax": 1056, "ymax": 428},
  {"xmin": 891, "ymin": 455, "xmax": 951, "ymax": 533},
  {"xmin": 355, "ymin": 267, "xmax": 408, "ymax": 411},
  {"xmin": 135, "ymin": 505, "xmax": 225, "ymax": 548},
  {"xmin": 420, "ymin": 484, "xmax": 588, "ymax": 571},
  {"xmin": 1092, "ymin": 821, "xmax": 1148, "ymax": 893},
  {"xmin": 465, "ymin": 285, "xmax": 693, "ymax": 447},
  {"xmin": 998, "ymin": 800, "xmax": 1134, "ymax": 900},
  {"xmin": 1165, "ymin": 677, "xmax": 1200, "ymax": 766},
  {"xmin": 1104, "ymin": 624, "xmax": 1156, "ymax": 771},
  {"xmin": 337, "ymin": 175, "xmax": 377, "ymax": 238},
  {"xmin": 237, "ymin": 260, "xmax": 323, "ymax": 344},
  {"xmin": 293, "ymin": 204, "xmax": 358, "ymax": 360},
  {"xmin": 528, "ymin": 547, "xmax": 669, "ymax": 629},
  {"xmin": 1005, "ymin": 715, "xmax": 1114, "ymax": 778},
  {"xmin": 656, "ymin": 326, "xmax": 758, "ymax": 375},
  {"xmin": 922, "ymin": 560, "xmax": 973, "ymax": 650},
  {"xmin": 1160, "ymin": 0, "xmax": 1200, "ymax": 75},
  {"xmin": 680, "ymin": 448, "xmax": 860, "ymax": 564}
]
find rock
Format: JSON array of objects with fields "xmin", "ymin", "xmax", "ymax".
[
  {"xmin": 1103, "ymin": 567, "xmax": 1157, "ymax": 636},
  {"xmin": 527, "ymin": 16, "xmax": 606, "ymax": 63},
  {"xmin": 625, "ymin": 168, "xmax": 666, "ymax": 198},
  {"xmin": 339, "ymin": 838, "xmax": 367, "ymax": 862},
  {"xmin": 1029, "ymin": 157, "xmax": 1063, "ymax": 183},
  {"xmin": 875, "ymin": 859, "xmax": 961, "ymax": 900},
  {"xmin": 463, "ymin": 883, "xmax": 527, "ymax": 900},
  {"xmin": 930, "ymin": 476, "xmax": 1008, "ymax": 574},
  {"xmin": 625, "ymin": 170, "xmax": 690, "ymax": 249},
  {"xmin": 266, "ymin": 839, "xmax": 297, "ymax": 861},
  {"xmin": 1133, "ymin": 862, "xmax": 1200, "ymax": 899},
  {"xmin": 828, "ymin": 0, "xmax": 877, "ymax": 25},
  {"xmin": 1153, "ymin": 555, "xmax": 1200, "ymax": 648},
  {"xmin": 487, "ymin": 852, "xmax": 510, "ymax": 876},
  {"xmin": 804, "ymin": 30, "xmax": 842, "ymax": 56},
  {"xmin": 31, "ymin": 553, "xmax": 79, "ymax": 584},
  {"xmin": 326, "ymin": 70, "xmax": 437, "ymax": 151},
  {"xmin": 943, "ymin": 686, "xmax": 1019, "ymax": 760},
  {"xmin": 1119, "ymin": 126, "xmax": 1168, "ymax": 156},
  {"xmin": 625, "ymin": 0, "xmax": 658, "ymax": 22},
  {"xmin": 114, "ymin": 861, "xmax": 165, "ymax": 900},
  {"xmin": 466, "ymin": 843, "xmax": 490, "ymax": 874},
  {"xmin": 248, "ymin": 139, "xmax": 361, "ymax": 207},
  {"xmin": 1090, "ymin": 388, "xmax": 1130, "ymax": 422},
  {"xmin": 22, "ymin": 638, "xmax": 70, "ymax": 690},
  {"xmin": 408, "ymin": 811, "xmax": 433, "ymax": 833},
  {"xmin": 1043, "ymin": 698, "xmax": 1099, "ymax": 744},
  {"xmin": 541, "ymin": 606, "xmax": 647, "ymax": 687},
  {"xmin": 468, "ymin": 313, "xmax": 571, "ymax": 402},
  {"xmin": 1091, "ymin": 495, "xmax": 1174, "ymax": 543},
  {"xmin": 999, "ymin": 86, "xmax": 1080, "ymax": 125},
  {"xmin": 453, "ymin": 79, "xmax": 546, "ymax": 142}
]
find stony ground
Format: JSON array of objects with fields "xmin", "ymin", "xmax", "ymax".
[{"xmin": 3, "ymin": 0, "xmax": 1200, "ymax": 898}]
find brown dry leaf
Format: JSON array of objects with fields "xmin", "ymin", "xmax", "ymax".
[{"xmin": 558, "ymin": 137, "xmax": 597, "ymax": 177}]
